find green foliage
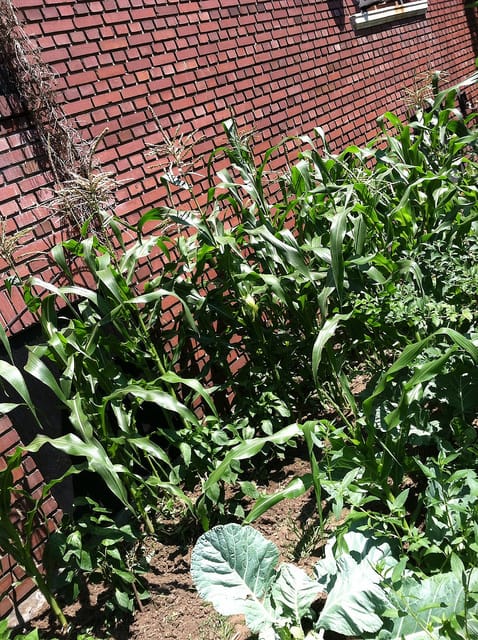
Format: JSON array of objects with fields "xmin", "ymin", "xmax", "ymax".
[
  {"xmin": 22, "ymin": 232, "xmax": 218, "ymax": 531},
  {"xmin": 1, "ymin": 73, "xmax": 478, "ymax": 634},
  {"xmin": 192, "ymin": 524, "xmax": 390, "ymax": 639},
  {"xmin": 378, "ymin": 570, "xmax": 478, "ymax": 639},
  {"xmin": 0, "ymin": 624, "xmax": 100, "ymax": 640},
  {"xmin": 192, "ymin": 524, "xmax": 478, "ymax": 639},
  {"xmin": 0, "ymin": 448, "xmax": 68, "ymax": 628},
  {"xmin": 44, "ymin": 498, "xmax": 149, "ymax": 623},
  {"xmin": 0, "ymin": 620, "xmax": 39, "ymax": 640}
]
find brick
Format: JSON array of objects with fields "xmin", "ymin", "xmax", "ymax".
[
  {"xmin": 40, "ymin": 46, "xmax": 68, "ymax": 63},
  {"xmin": 0, "ymin": 593, "xmax": 13, "ymax": 618},
  {"xmin": 41, "ymin": 18, "xmax": 75, "ymax": 33},
  {"xmin": 1, "ymin": 184, "xmax": 21, "ymax": 200},
  {"xmin": 12, "ymin": 577, "xmax": 36, "ymax": 604},
  {"xmin": 100, "ymin": 36, "xmax": 128, "ymax": 51},
  {"xmin": 97, "ymin": 63, "xmax": 126, "ymax": 79},
  {"xmin": 63, "ymin": 97, "xmax": 94, "ymax": 116},
  {"xmin": 73, "ymin": 14, "xmax": 101, "ymax": 29}
]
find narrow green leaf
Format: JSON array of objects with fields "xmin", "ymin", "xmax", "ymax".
[
  {"xmin": 0, "ymin": 402, "xmax": 22, "ymax": 414},
  {"xmin": 27, "ymin": 433, "xmax": 133, "ymax": 511},
  {"xmin": 51, "ymin": 243, "xmax": 73, "ymax": 281},
  {"xmin": 24, "ymin": 350, "xmax": 67, "ymax": 403},
  {"xmin": 312, "ymin": 314, "xmax": 351, "ymax": 387},
  {"xmin": 203, "ymin": 423, "xmax": 301, "ymax": 492},
  {"xmin": 0, "ymin": 323, "xmax": 13, "ymax": 363},
  {"xmin": 330, "ymin": 209, "xmax": 347, "ymax": 301},
  {"xmin": 0, "ymin": 360, "xmax": 41, "ymax": 427},
  {"xmin": 245, "ymin": 475, "xmax": 313, "ymax": 523},
  {"xmin": 102, "ymin": 385, "xmax": 199, "ymax": 428},
  {"xmin": 128, "ymin": 436, "xmax": 173, "ymax": 468},
  {"xmin": 145, "ymin": 477, "xmax": 195, "ymax": 514},
  {"xmin": 160, "ymin": 371, "xmax": 218, "ymax": 418},
  {"xmin": 125, "ymin": 289, "xmax": 198, "ymax": 333},
  {"xmin": 66, "ymin": 395, "xmax": 94, "ymax": 440}
]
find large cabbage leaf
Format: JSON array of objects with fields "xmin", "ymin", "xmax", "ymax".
[
  {"xmin": 271, "ymin": 563, "xmax": 323, "ymax": 622},
  {"xmin": 377, "ymin": 570, "xmax": 478, "ymax": 639},
  {"xmin": 314, "ymin": 530, "xmax": 394, "ymax": 636},
  {"xmin": 191, "ymin": 524, "xmax": 280, "ymax": 630}
]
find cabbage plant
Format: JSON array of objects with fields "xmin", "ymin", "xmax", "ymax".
[
  {"xmin": 191, "ymin": 524, "xmax": 478, "ymax": 639},
  {"xmin": 191, "ymin": 524, "xmax": 392, "ymax": 639}
]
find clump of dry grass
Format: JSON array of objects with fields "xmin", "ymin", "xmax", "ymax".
[
  {"xmin": 48, "ymin": 130, "xmax": 117, "ymax": 238},
  {"xmin": 0, "ymin": 0, "xmax": 87, "ymax": 182},
  {"xmin": 146, "ymin": 108, "xmax": 205, "ymax": 191},
  {"xmin": 403, "ymin": 69, "xmax": 449, "ymax": 113},
  {"xmin": 0, "ymin": 0, "xmax": 113, "ymax": 253},
  {"xmin": 0, "ymin": 217, "xmax": 32, "ymax": 281}
]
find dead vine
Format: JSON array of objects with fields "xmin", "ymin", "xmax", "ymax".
[
  {"xmin": 0, "ymin": 0, "xmax": 88, "ymax": 181},
  {"xmin": 0, "ymin": 0, "xmax": 117, "ymax": 237}
]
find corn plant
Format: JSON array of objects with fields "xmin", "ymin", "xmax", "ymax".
[
  {"xmin": 0, "ymin": 448, "xmax": 68, "ymax": 628},
  {"xmin": 1, "ymin": 72, "xmax": 478, "ymax": 633},
  {"xmin": 22, "ymin": 230, "xmax": 220, "ymax": 532},
  {"xmin": 142, "ymin": 78, "xmax": 478, "ymax": 437}
]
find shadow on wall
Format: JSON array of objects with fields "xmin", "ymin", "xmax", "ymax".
[
  {"xmin": 464, "ymin": 0, "xmax": 478, "ymax": 60},
  {"xmin": 0, "ymin": 65, "xmax": 52, "ymax": 173},
  {"xmin": 6, "ymin": 326, "xmax": 73, "ymax": 512},
  {"xmin": 328, "ymin": 0, "xmax": 346, "ymax": 30}
]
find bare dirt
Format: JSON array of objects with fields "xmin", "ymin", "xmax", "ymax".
[{"xmin": 28, "ymin": 456, "xmax": 326, "ymax": 640}]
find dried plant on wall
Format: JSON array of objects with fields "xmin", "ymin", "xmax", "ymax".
[
  {"xmin": 0, "ymin": 0, "xmax": 115, "ymax": 238},
  {"xmin": 0, "ymin": 0, "xmax": 85, "ymax": 181}
]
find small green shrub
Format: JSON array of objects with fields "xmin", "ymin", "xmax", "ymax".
[{"xmin": 44, "ymin": 498, "xmax": 149, "ymax": 622}]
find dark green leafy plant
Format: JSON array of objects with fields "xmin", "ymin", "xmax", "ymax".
[
  {"xmin": 23, "ymin": 231, "xmax": 218, "ymax": 532},
  {"xmin": 191, "ymin": 524, "xmax": 393, "ymax": 639},
  {"xmin": 44, "ymin": 498, "xmax": 149, "ymax": 623},
  {"xmin": 2, "ymin": 73, "xmax": 478, "ymax": 634},
  {"xmin": 0, "ymin": 449, "xmax": 67, "ymax": 628},
  {"xmin": 191, "ymin": 524, "xmax": 478, "ymax": 639},
  {"xmin": 0, "ymin": 620, "xmax": 39, "ymax": 640}
]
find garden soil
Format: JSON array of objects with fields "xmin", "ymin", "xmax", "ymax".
[{"xmin": 28, "ymin": 456, "xmax": 329, "ymax": 640}]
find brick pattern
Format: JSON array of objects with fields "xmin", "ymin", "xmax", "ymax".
[
  {"xmin": 0, "ymin": 107, "xmax": 64, "ymax": 334},
  {"xmin": 1, "ymin": 0, "xmax": 478, "ymax": 619}
]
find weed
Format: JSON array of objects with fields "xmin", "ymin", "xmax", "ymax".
[{"xmin": 192, "ymin": 611, "xmax": 237, "ymax": 640}]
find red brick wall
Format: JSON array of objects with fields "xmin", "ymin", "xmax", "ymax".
[
  {"xmin": 1, "ymin": 0, "xmax": 478, "ymax": 621},
  {"xmin": 1, "ymin": 0, "xmax": 477, "ymax": 330}
]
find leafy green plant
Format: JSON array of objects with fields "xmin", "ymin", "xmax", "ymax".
[
  {"xmin": 44, "ymin": 498, "xmax": 149, "ymax": 623},
  {"xmin": 0, "ymin": 620, "xmax": 39, "ymax": 640},
  {"xmin": 413, "ymin": 458, "xmax": 478, "ymax": 572},
  {"xmin": 191, "ymin": 524, "xmax": 381, "ymax": 639},
  {"xmin": 144, "ymin": 119, "xmax": 345, "ymax": 429},
  {"xmin": 378, "ymin": 568, "xmax": 478, "ymax": 639},
  {"xmin": 192, "ymin": 524, "xmax": 478, "ymax": 639},
  {"xmin": 2, "ymin": 72, "xmax": 478, "ymax": 635},
  {"xmin": 0, "ymin": 624, "xmax": 100, "ymax": 640},
  {"xmin": 19, "ymin": 74, "xmax": 478, "ymax": 538},
  {"xmin": 361, "ymin": 328, "xmax": 478, "ymax": 490},
  {"xmin": 22, "ymin": 230, "xmax": 219, "ymax": 531},
  {"xmin": 191, "ymin": 524, "xmax": 394, "ymax": 639},
  {"xmin": 0, "ymin": 448, "xmax": 68, "ymax": 628}
]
